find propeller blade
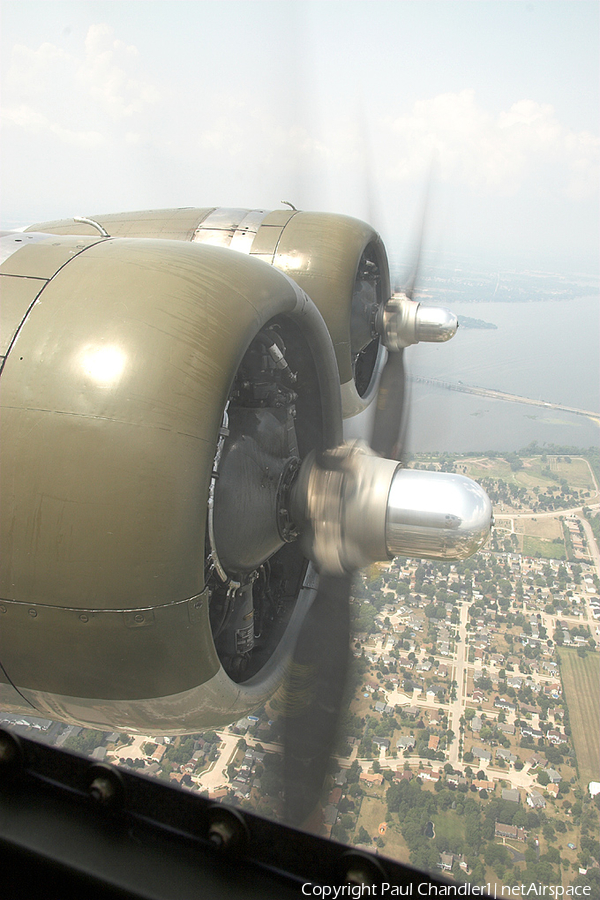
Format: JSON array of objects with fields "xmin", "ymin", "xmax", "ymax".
[
  {"xmin": 395, "ymin": 361, "xmax": 412, "ymax": 466},
  {"xmin": 369, "ymin": 167, "xmax": 436, "ymax": 458},
  {"xmin": 404, "ymin": 157, "xmax": 435, "ymax": 299},
  {"xmin": 283, "ymin": 572, "xmax": 352, "ymax": 826},
  {"xmin": 369, "ymin": 348, "xmax": 406, "ymax": 459}
]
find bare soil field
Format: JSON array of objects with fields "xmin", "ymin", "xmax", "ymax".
[{"xmin": 519, "ymin": 517, "xmax": 563, "ymax": 540}]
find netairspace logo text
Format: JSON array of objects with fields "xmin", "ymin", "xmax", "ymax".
[{"xmin": 301, "ymin": 885, "xmax": 592, "ymax": 898}]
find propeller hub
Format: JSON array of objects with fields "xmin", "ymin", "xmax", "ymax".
[
  {"xmin": 377, "ymin": 293, "xmax": 458, "ymax": 351},
  {"xmin": 291, "ymin": 442, "xmax": 493, "ymax": 576}
]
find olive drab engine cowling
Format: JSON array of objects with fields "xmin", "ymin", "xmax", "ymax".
[
  {"xmin": 24, "ymin": 208, "xmax": 392, "ymax": 418},
  {"xmin": 0, "ymin": 232, "xmax": 341, "ymax": 731}
]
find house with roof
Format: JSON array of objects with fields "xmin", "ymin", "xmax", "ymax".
[
  {"xmin": 527, "ymin": 790, "xmax": 546, "ymax": 809},
  {"xmin": 498, "ymin": 722, "xmax": 515, "ymax": 736},
  {"xmin": 494, "ymin": 697, "xmax": 516, "ymax": 712},
  {"xmin": 527, "ymin": 753, "xmax": 544, "ymax": 769},
  {"xmin": 544, "ymin": 683, "xmax": 562, "ymax": 699},
  {"xmin": 360, "ymin": 772, "xmax": 384, "ymax": 785},
  {"xmin": 497, "ymin": 750, "xmax": 517, "ymax": 764},
  {"xmin": 328, "ymin": 786, "xmax": 343, "ymax": 806},
  {"xmin": 393, "ymin": 769, "xmax": 414, "ymax": 783},
  {"xmin": 323, "ymin": 805, "xmax": 339, "ymax": 830},
  {"xmin": 521, "ymin": 725, "xmax": 543, "ymax": 740},
  {"xmin": 501, "ymin": 788, "xmax": 520, "ymax": 803},
  {"xmin": 427, "ymin": 684, "xmax": 446, "ymax": 701},
  {"xmin": 472, "ymin": 747, "xmax": 492, "ymax": 762},
  {"xmin": 447, "ymin": 774, "xmax": 468, "ymax": 788},
  {"xmin": 438, "ymin": 853, "xmax": 454, "ymax": 872},
  {"xmin": 495, "ymin": 823, "xmax": 527, "ymax": 842}
]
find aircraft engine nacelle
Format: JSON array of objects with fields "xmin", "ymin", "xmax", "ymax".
[
  {"xmin": 0, "ymin": 231, "xmax": 343, "ymax": 733},
  {"xmin": 25, "ymin": 208, "xmax": 435, "ymax": 419}
]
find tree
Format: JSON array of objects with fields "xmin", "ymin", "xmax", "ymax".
[
  {"xmin": 356, "ymin": 826, "xmax": 371, "ymax": 845},
  {"xmin": 261, "ymin": 770, "xmax": 282, "ymax": 797},
  {"xmin": 331, "ymin": 821, "xmax": 349, "ymax": 843},
  {"xmin": 63, "ymin": 729, "xmax": 106, "ymax": 756}
]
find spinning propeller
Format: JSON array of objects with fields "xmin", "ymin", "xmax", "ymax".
[{"xmin": 282, "ymin": 223, "xmax": 481, "ymax": 827}]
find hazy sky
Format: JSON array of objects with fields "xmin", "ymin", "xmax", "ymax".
[{"xmin": 2, "ymin": 1, "xmax": 598, "ymax": 274}]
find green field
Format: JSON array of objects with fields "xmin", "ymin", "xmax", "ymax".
[
  {"xmin": 557, "ymin": 648, "xmax": 600, "ymax": 785},
  {"xmin": 432, "ymin": 809, "xmax": 466, "ymax": 846},
  {"xmin": 522, "ymin": 535, "xmax": 566, "ymax": 560},
  {"xmin": 459, "ymin": 454, "xmax": 597, "ymax": 494}
]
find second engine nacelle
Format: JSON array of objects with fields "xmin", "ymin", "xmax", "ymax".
[{"xmin": 25, "ymin": 207, "xmax": 457, "ymax": 420}]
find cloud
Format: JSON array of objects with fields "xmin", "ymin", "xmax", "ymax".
[
  {"xmin": 79, "ymin": 24, "xmax": 161, "ymax": 120},
  {"xmin": 2, "ymin": 24, "xmax": 161, "ymax": 144},
  {"xmin": 382, "ymin": 90, "xmax": 599, "ymax": 199},
  {"xmin": 2, "ymin": 23, "xmax": 596, "ymax": 269},
  {"xmin": 2, "ymin": 103, "xmax": 104, "ymax": 147}
]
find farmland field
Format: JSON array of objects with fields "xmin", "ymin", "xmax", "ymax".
[{"xmin": 557, "ymin": 648, "xmax": 600, "ymax": 785}]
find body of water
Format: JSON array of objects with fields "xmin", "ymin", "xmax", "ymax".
[{"xmin": 404, "ymin": 296, "xmax": 599, "ymax": 453}]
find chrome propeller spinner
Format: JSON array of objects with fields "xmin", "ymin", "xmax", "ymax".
[
  {"xmin": 292, "ymin": 440, "xmax": 493, "ymax": 576},
  {"xmin": 377, "ymin": 292, "xmax": 458, "ymax": 352}
]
